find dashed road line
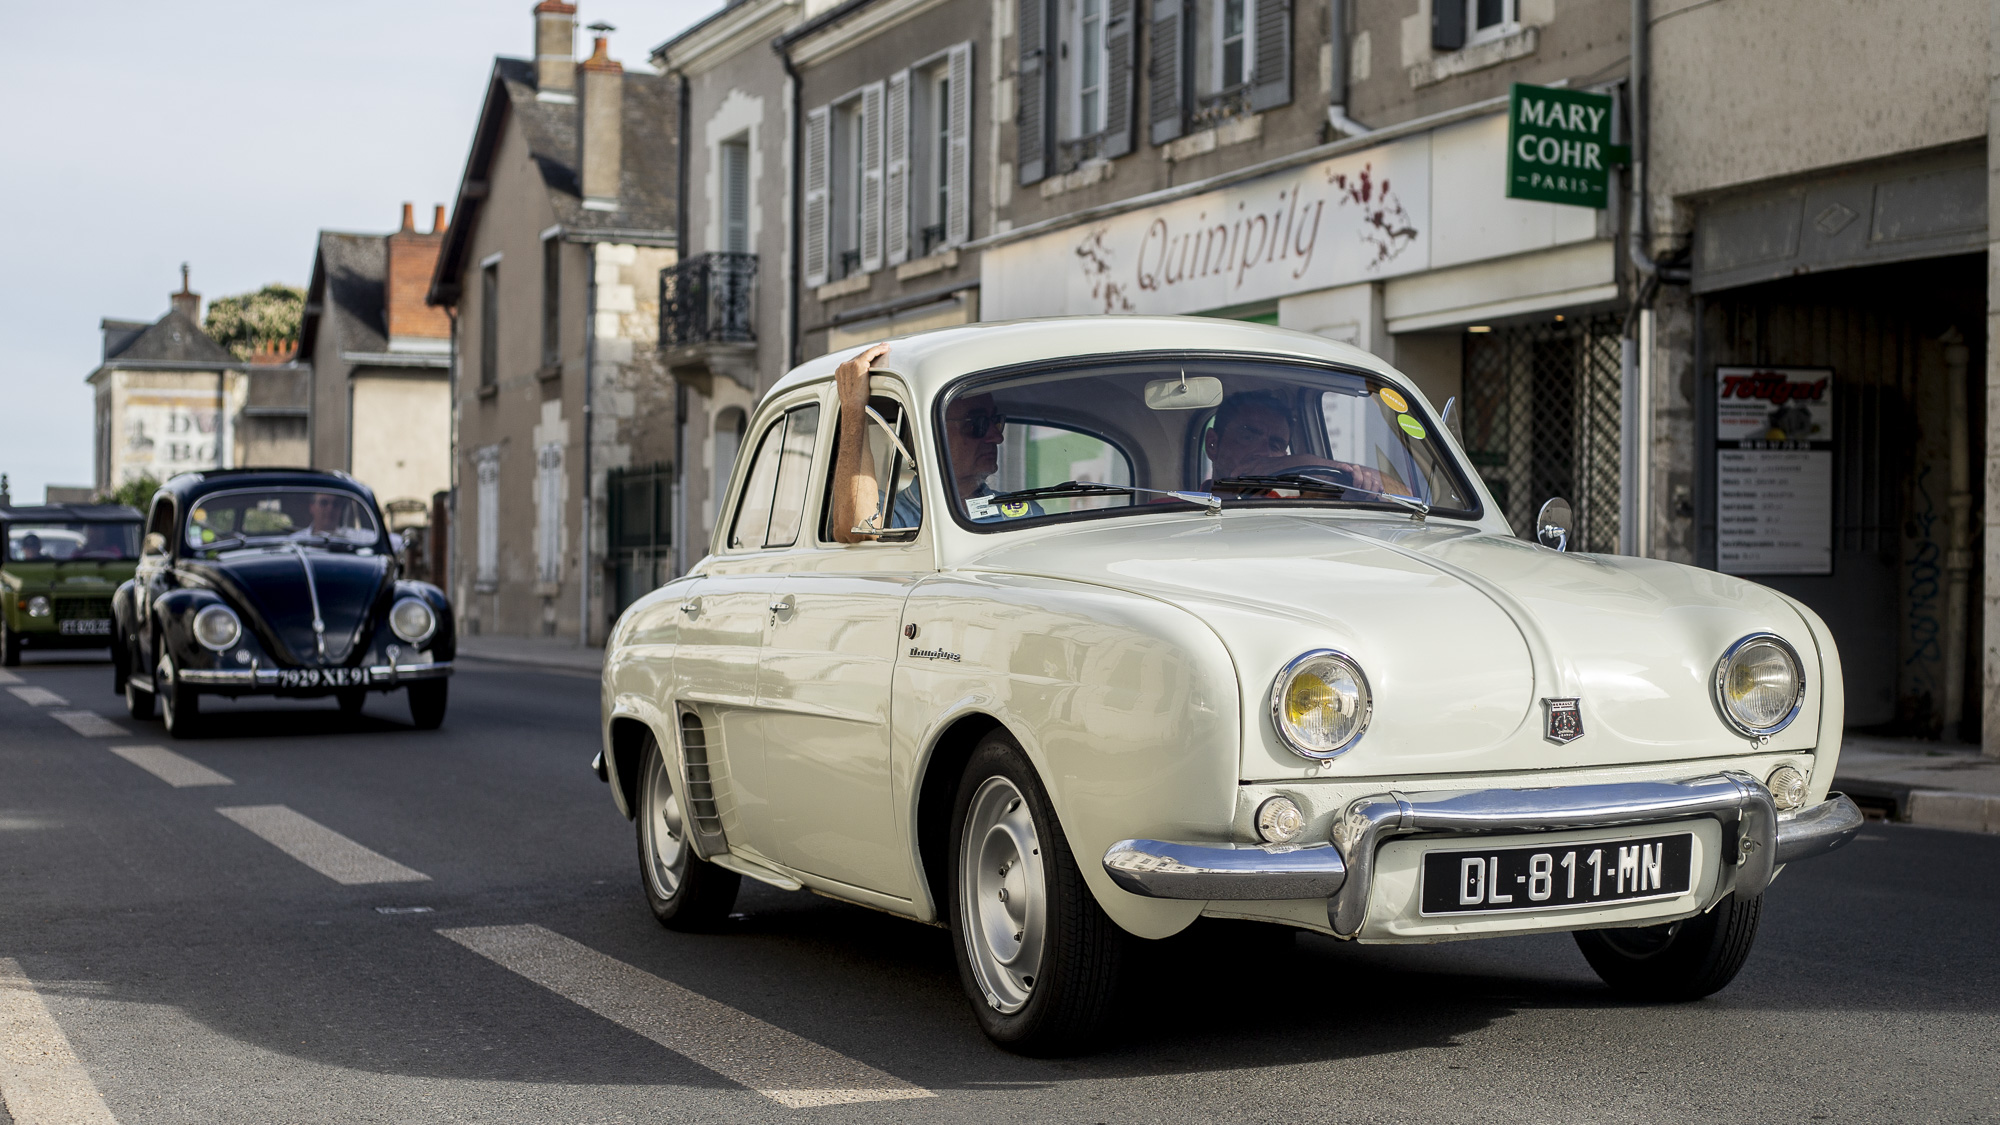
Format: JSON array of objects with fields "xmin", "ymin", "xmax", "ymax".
[
  {"xmin": 0, "ymin": 957, "xmax": 121, "ymax": 1125},
  {"xmin": 439, "ymin": 924, "xmax": 933, "ymax": 1109},
  {"xmin": 7, "ymin": 686, "xmax": 67, "ymax": 707},
  {"xmin": 49, "ymin": 712, "xmax": 127, "ymax": 738},
  {"xmin": 108, "ymin": 745, "xmax": 232, "ymax": 788},
  {"xmin": 217, "ymin": 805, "xmax": 430, "ymax": 885}
]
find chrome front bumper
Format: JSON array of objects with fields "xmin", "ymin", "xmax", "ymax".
[
  {"xmin": 1103, "ymin": 772, "xmax": 1864, "ymax": 938},
  {"xmin": 179, "ymin": 660, "xmax": 454, "ymax": 687}
]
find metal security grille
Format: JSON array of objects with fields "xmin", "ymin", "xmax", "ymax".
[
  {"xmin": 606, "ymin": 462, "xmax": 673, "ymax": 616},
  {"xmin": 1461, "ymin": 314, "xmax": 1624, "ymax": 552},
  {"xmin": 55, "ymin": 597, "xmax": 112, "ymax": 621}
]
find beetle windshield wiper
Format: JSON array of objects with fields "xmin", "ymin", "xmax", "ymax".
[
  {"xmin": 983, "ymin": 480, "xmax": 1224, "ymax": 514},
  {"xmin": 1212, "ymin": 473, "xmax": 1431, "ymax": 521}
]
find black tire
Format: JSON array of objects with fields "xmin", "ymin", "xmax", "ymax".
[
  {"xmin": 159, "ymin": 657, "xmax": 200, "ymax": 739},
  {"xmin": 112, "ymin": 630, "xmax": 129, "ymax": 694},
  {"xmin": 636, "ymin": 733, "xmax": 739, "ymax": 930},
  {"xmin": 1, "ymin": 619, "xmax": 19, "ymax": 667},
  {"xmin": 1574, "ymin": 892, "xmax": 1762, "ymax": 1002},
  {"xmin": 407, "ymin": 680, "xmax": 447, "ymax": 729},
  {"xmin": 125, "ymin": 666, "xmax": 154, "ymax": 721},
  {"xmin": 947, "ymin": 731, "xmax": 1126, "ymax": 1056},
  {"xmin": 337, "ymin": 688, "xmax": 368, "ymax": 716}
]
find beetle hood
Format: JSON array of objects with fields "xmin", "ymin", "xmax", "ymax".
[
  {"xmin": 183, "ymin": 547, "xmax": 391, "ymax": 665},
  {"xmin": 966, "ymin": 513, "xmax": 1821, "ymax": 781}
]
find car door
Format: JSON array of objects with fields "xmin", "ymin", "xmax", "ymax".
[
  {"xmin": 758, "ymin": 381, "xmax": 927, "ymax": 898},
  {"xmin": 673, "ymin": 393, "xmax": 825, "ymax": 861}
]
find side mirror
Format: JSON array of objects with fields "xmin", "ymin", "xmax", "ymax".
[
  {"xmin": 1536, "ymin": 498, "xmax": 1573, "ymax": 552},
  {"xmin": 143, "ymin": 532, "xmax": 166, "ymax": 556}
]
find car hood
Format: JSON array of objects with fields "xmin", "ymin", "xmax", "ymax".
[
  {"xmin": 182, "ymin": 548, "xmax": 391, "ymax": 665},
  {"xmin": 965, "ymin": 513, "xmax": 1822, "ymax": 780}
]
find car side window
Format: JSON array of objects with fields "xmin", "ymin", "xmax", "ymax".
[
  {"xmin": 728, "ymin": 402, "xmax": 823, "ymax": 550},
  {"xmin": 144, "ymin": 496, "xmax": 174, "ymax": 554},
  {"xmin": 820, "ymin": 394, "xmax": 920, "ymax": 543}
]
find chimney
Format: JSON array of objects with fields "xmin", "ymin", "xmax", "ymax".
[
  {"xmin": 170, "ymin": 263, "xmax": 200, "ymax": 322},
  {"xmin": 385, "ymin": 202, "xmax": 453, "ymax": 351},
  {"xmin": 535, "ymin": 1, "xmax": 577, "ymax": 92},
  {"xmin": 431, "ymin": 204, "xmax": 448, "ymax": 234},
  {"xmin": 578, "ymin": 25, "xmax": 624, "ymax": 208}
]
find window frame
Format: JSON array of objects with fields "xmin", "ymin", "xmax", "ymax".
[
  {"xmin": 719, "ymin": 133, "xmax": 752, "ymax": 255},
  {"xmin": 831, "ymin": 95, "xmax": 866, "ymax": 278},
  {"xmin": 1465, "ymin": 0, "xmax": 1517, "ymax": 46},
  {"xmin": 719, "ymin": 390, "xmax": 831, "ymax": 555},
  {"xmin": 817, "ymin": 382, "xmax": 925, "ymax": 547},
  {"xmin": 1070, "ymin": 0, "xmax": 1110, "ymax": 139},
  {"xmin": 478, "ymin": 261, "xmax": 500, "ymax": 389},
  {"xmin": 540, "ymin": 233, "xmax": 561, "ymax": 372}
]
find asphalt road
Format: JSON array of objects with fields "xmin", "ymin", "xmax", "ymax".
[{"xmin": 1, "ymin": 652, "xmax": 1996, "ymax": 1125}]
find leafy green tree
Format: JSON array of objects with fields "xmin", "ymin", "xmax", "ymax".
[
  {"xmin": 99, "ymin": 474, "xmax": 162, "ymax": 511},
  {"xmin": 203, "ymin": 283, "xmax": 304, "ymax": 361}
]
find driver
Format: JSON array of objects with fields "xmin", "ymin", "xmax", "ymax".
[
  {"xmin": 1204, "ymin": 390, "xmax": 1386, "ymax": 495},
  {"xmin": 15, "ymin": 533, "xmax": 42, "ymax": 561},
  {"xmin": 294, "ymin": 492, "xmax": 348, "ymax": 538}
]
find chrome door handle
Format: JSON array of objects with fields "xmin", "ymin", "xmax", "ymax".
[
  {"xmin": 768, "ymin": 601, "xmax": 790, "ymax": 612},
  {"xmin": 679, "ymin": 601, "xmax": 700, "ymax": 616}
]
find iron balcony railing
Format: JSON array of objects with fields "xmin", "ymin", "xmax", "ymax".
[{"xmin": 659, "ymin": 252, "xmax": 757, "ymax": 347}]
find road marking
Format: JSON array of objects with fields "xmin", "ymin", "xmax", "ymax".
[
  {"xmin": 108, "ymin": 745, "xmax": 232, "ymax": 788},
  {"xmin": 7, "ymin": 686, "xmax": 67, "ymax": 706},
  {"xmin": 217, "ymin": 805, "xmax": 430, "ymax": 885},
  {"xmin": 0, "ymin": 670, "xmax": 21, "ymax": 685},
  {"xmin": 0, "ymin": 958, "xmax": 121, "ymax": 1125},
  {"xmin": 440, "ymin": 925, "xmax": 932, "ymax": 1108},
  {"xmin": 49, "ymin": 712, "xmax": 127, "ymax": 738}
]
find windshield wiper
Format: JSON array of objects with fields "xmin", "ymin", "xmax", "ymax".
[
  {"xmin": 984, "ymin": 480, "xmax": 1224, "ymax": 515},
  {"xmin": 1212, "ymin": 473, "xmax": 1431, "ymax": 521}
]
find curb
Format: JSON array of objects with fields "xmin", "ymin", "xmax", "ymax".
[
  {"xmin": 1834, "ymin": 776, "xmax": 2000, "ymax": 836},
  {"xmin": 454, "ymin": 650, "xmax": 602, "ymax": 676}
]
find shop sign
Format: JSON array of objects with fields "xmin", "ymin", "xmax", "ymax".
[
  {"xmin": 121, "ymin": 389, "xmax": 223, "ymax": 476},
  {"xmin": 1714, "ymin": 366, "xmax": 1834, "ymax": 576},
  {"xmin": 1506, "ymin": 84, "xmax": 1626, "ymax": 209}
]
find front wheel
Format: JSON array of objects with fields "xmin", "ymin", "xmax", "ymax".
[
  {"xmin": 636, "ymin": 733, "xmax": 739, "ymax": 930},
  {"xmin": 158, "ymin": 657, "xmax": 200, "ymax": 739},
  {"xmin": 1, "ymin": 619, "xmax": 19, "ymax": 667},
  {"xmin": 948, "ymin": 732, "xmax": 1126, "ymax": 1055},
  {"xmin": 125, "ymin": 667, "xmax": 154, "ymax": 721},
  {"xmin": 407, "ymin": 680, "xmax": 447, "ymax": 729},
  {"xmin": 1574, "ymin": 892, "xmax": 1762, "ymax": 1001},
  {"xmin": 337, "ymin": 688, "xmax": 367, "ymax": 716}
]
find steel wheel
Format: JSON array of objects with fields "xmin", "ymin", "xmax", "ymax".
[
  {"xmin": 633, "ymin": 731, "xmax": 737, "ymax": 930},
  {"xmin": 959, "ymin": 775, "xmax": 1047, "ymax": 1016},
  {"xmin": 640, "ymin": 744, "xmax": 690, "ymax": 900}
]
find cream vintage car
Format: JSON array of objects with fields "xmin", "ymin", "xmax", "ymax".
[{"xmin": 595, "ymin": 316, "xmax": 1861, "ymax": 1054}]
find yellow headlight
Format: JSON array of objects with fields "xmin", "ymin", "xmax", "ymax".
[
  {"xmin": 1271, "ymin": 651, "xmax": 1371, "ymax": 759},
  {"xmin": 1715, "ymin": 634, "xmax": 1804, "ymax": 736}
]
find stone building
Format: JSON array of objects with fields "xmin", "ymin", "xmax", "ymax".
[{"xmin": 429, "ymin": 1, "xmax": 678, "ymax": 643}]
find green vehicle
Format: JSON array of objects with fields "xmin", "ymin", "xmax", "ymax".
[{"xmin": 1, "ymin": 502, "xmax": 145, "ymax": 665}]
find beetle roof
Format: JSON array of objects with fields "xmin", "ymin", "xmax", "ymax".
[
  {"xmin": 157, "ymin": 468, "xmax": 381, "ymax": 510},
  {"xmin": 767, "ymin": 316, "xmax": 1408, "ymax": 406}
]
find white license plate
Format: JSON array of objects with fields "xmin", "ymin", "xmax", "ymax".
[
  {"xmin": 59, "ymin": 619, "xmax": 111, "ymax": 636},
  {"xmin": 276, "ymin": 667, "xmax": 370, "ymax": 689}
]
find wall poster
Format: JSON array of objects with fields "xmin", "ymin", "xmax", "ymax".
[{"xmin": 1714, "ymin": 366, "xmax": 1834, "ymax": 576}]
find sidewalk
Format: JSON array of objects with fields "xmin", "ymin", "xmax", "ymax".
[
  {"xmin": 453, "ymin": 634, "xmax": 603, "ymax": 675},
  {"xmin": 1835, "ymin": 734, "xmax": 2000, "ymax": 835}
]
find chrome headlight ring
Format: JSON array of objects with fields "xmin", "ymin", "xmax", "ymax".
[
  {"xmin": 26, "ymin": 595, "xmax": 52, "ymax": 618},
  {"xmin": 192, "ymin": 604, "xmax": 242, "ymax": 651},
  {"xmin": 1713, "ymin": 632, "xmax": 1806, "ymax": 738},
  {"xmin": 1269, "ymin": 649, "xmax": 1373, "ymax": 761},
  {"xmin": 389, "ymin": 596, "xmax": 438, "ymax": 645}
]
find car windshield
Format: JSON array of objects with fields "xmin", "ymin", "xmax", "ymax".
[
  {"xmin": 6, "ymin": 522, "xmax": 142, "ymax": 561},
  {"xmin": 185, "ymin": 488, "xmax": 380, "ymax": 550},
  {"xmin": 935, "ymin": 356, "xmax": 1478, "ymax": 529}
]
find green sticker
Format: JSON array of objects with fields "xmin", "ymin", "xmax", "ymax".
[{"xmin": 1398, "ymin": 414, "xmax": 1427, "ymax": 440}]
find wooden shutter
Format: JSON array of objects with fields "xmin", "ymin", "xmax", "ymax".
[
  {"xmin": 946, "ymin": 43, "xmax": 973, "ymax": 245},
  {"xmin": 1102, "ymin": 0, "xmax": 1135, "ymax": 157},
  {"xmin": 803, "ymin": 105, "xmax": 830, "ymax": 288},
  {"xmin": 884, "ymin": 70, "xmax": 911, "ymax": 266},
  {"xmin": 1016, "ymin": 0, "xmax": 1049, "ymax": 184},
  {"xmin": 1247, "ymin": 0, "xmax": 1291, "ymax": 111},
  {"xmin": 1148, "ymin": 0, "xmax": 1185, "ymax": 145},
  {"xmin": 1431, "ymin": 0, "xmax": 1465, "ymax": 50},
  {"xmin": 859, "ymin": 81, "xmax": 885, "ymax": 273}
]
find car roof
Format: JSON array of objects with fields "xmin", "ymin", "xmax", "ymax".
[
  {"xmin": 159, "ymin": 468, "xmax": 379, "ymax": 507},
  {"xmin": 765, "ymin": 315, "xmax": 1409, "ymax": 406},
  {"xmin": 0, "ymin": 503, "xmax": 143, "ymax": 523}
]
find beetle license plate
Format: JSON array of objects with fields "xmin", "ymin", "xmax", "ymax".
[
  {"xmin": 276, "ymin": 667, "xmax": 370, "ymax": 689},
  {"xmin": 1419, "ymin": 833, "xmax": 1694, "ymax": 916},
  {"xmin": 59, "ymin": 619, "xmax": 111, "ymax": 636}
]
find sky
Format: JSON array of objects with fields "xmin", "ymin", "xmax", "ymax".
[{"xmin": 0, "ymin": 0, "xmax": 716, "ymax": 503}]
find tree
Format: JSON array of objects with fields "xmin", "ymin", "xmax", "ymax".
[
  {"xmin": 100, "ymin": 474, "xmax": 162, "ymax": 511},
  {"xmin": 203, "ymin": 283, "xmax": 304, "ymax": 361}
]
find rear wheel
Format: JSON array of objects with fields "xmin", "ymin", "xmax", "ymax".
[
  {"xmin": 158, "ymin": 656, "xmax": 200, "ymax": 739},
  {"xmin": 636, "ymin": 733, "xmax": 739, "ymax": 930},
  {"xmin": 407, "ymin": 680, "xmax": 447, "ymax": 729},
  {"xmin": 1, "ymin": 619, "xmax": 19, "ymax": 667},
  {"xmin": 1574, "ymin": 892, "xmax": 1762, "ymax": 1001}
]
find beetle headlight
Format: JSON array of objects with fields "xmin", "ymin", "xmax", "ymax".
[
  {"xmin": 1270, "ymin": 650, "xmax": 1371, "ymax": 760},
  {"xmin": 389, "ymin": 597, "xmax": 437, "ymax": 645},
  {"xmin": 193, "ymin": 604, "xmax": 242, "ymax": 651},
  {"xmin": 1715, "ymin": 633, "xmax": 1805, "ymax": 737},
  {"xmin": 26, "ymin": 596, "xmax": 51, "ymax": 618}
]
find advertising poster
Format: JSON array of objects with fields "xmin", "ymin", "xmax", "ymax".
[
  {"xmin": 122, "ymin": 389, "xmax": 223, "ymax": 479},
  {"xmin": 1714, "ymin": 366, "xmax": 1834, "ymax": 576}
]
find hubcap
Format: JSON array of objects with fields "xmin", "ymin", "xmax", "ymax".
[
  {"xmin": 157, "ymin": 656, "xmax": 176, "ymax": 726},
  {"xmin": 960, "ymin": 776, "xmax": 1046, "ymax": 1015},
  {"xmin": 641, "ymin": 749, "xmax": 688, "ymax": 899}
]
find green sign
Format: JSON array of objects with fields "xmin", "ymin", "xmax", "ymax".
[{"xmin": 1506, "ymin": 83, "xmax": 1628, "ymax": 209}]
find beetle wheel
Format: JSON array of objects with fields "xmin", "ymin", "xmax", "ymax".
[{"xmin": 158, "ymin": 654, "xmax": 200, "ymax": 739}]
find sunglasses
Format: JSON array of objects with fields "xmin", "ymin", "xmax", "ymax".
[{"xmin": 957, "ymin": 410, "xmax": 1005, "ymax": 439}]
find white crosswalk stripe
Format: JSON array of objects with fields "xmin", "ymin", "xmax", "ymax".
[
  {"xmin": 0, "ymin": 670, "xmax": 21, "ymax": 685},
  {"xmin": 440, "ymin": 924, "xmax": 934, "ymax": 1109},
  {"xmin": 109, "ymin": 745, "xmax": 232, "ymax": 788},
  {"xmin": 49, "ymin": 712, "xmax": 127, "ymax": 738},
  {"xmin": 0, "ymin": 958, "xmax": 121, "ymax": 1125},
  {"xmin": 217, "ymin": 805, "xmax": 429, "ymax": 885},
  {"xmin": 7, "ymin": 686, "xmax": 67, "ymax": 706}
]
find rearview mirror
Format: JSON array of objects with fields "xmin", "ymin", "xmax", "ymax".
[
  {"xmin": 1536, "ymin": 498, "xmax": 1573, "ymax": 552},
  {"xmin": 1144, "ymin": 374, "xmax": 1224, "ymax": 410}
]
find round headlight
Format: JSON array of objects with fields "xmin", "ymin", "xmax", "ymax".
[
  {"xmin": 1715, "ymin": 633, "xmax": 1805, "ymax": 737},
  {"xmin": 26, "ymin": 596, "xmax": 51, "ymax": 618},
  {"xmin": 1270, "ymin": 650, "xmax": 1372, "ymax": 760},
  {"xmin": 193, "ymin": 604, "xmax": 241, "ymax": 651},
  {"xmin": 389, "ymin": 597, "xmax": 437, "ymax": 645},
  {"xmin": 1256, "ymin": 796, "xmax": 1307, "ymax": 844}
]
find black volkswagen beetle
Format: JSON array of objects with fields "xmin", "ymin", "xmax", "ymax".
[{"xmin": 111, "ymin": 469, "xmax": 454, "ymax": 737}]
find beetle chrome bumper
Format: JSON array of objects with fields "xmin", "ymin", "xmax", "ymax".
[
  {"xmin": 1102, "ymin": 772, "xmax": 1863, "ymax": 938},
  {"xmin": 178, "ymin": 660, "xmax": 454, "ymax": 687}
]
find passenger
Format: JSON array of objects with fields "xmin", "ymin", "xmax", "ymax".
[
  {"xmin": 15, "ymin": 533, "xmax": 42, "ymax": 561},
  {"xmin": 1204, "ymin": 390, "xmax": 1387, "ymax": 495}
]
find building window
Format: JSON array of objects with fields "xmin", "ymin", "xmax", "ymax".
[
  {"xmin": 1148, "ymin": 0, "xmax": 1290, "ymax": 145},
  {"xmin": 905, "ymin": 58, "xmax": 965, "ymax": 258},
  {"xmin": 712, "ymin": 406, "xmax": 745, "ymax": 525},
  {"xmin": 475, "ymin": 447, "xmax": 500, "ymax": 587},
  {"xmin": 1074, "ymin": 0, "xmax": 1107, "ymax": 137},
  {"xmin": 535, "ymin": 441, "xmax": 565, "ymax": 585},
  {"xmin": 835, "ymin": 99, "xmax": 865, "ymax": 278},
  {"xmin": 479, "ymin": 262, "xmax": 499, "ymax": 389},
  {"xmin": 541, "ymin": 236, "xmax": 560, "ymax": 371},
  {"xmin": 720, "ymin": 136, "xmax": 751, "ymax": 254},
  {"xmin": 803, "ymin": 83, "xmax": 884, "ymax": 288},
  {"xmin": 1467, "ymin": 0, "xmax": 1516, "ymax": 43}
]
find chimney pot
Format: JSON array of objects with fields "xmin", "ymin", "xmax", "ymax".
[
  {"xmin": 578, "ymin": 30, "xmax": 624, "ymax": 205},
  {"xmin": 431, "ymin": 204, "xmax": 448, "ymax": 234},
  {"xmin": 535, "ymin": 1, "xmax": 578, "ymax": 92},
  {"xmin": 170, "ymin": 263, "xmax": 201, "ymax": 322},
  {"xmin": 400, "ymin": 202, "xmax": 416, "ymax": 231}
]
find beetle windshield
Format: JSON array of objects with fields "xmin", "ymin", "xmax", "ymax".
[
  {"xmin": 936, "ymin": 357, "xmax": 1478, "ymax": 529},
  {"xmin": 185, "ymin": 488, "xmax": 380, "ymax": 550},
  {"xmin": 6, "ymin": 522, "xmax": 141, "ymax": 561}
]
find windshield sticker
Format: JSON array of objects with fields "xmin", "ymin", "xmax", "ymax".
[
  {"xmin": 1397, "ymin": 414, "xmax": 1428, "ymax": 440},
  {"xmin": 1378, "ymin": 388, "xmax": 1409, "ymax": 413},
  {"xmin": 998, "ymin": 501, "xmax": 1032, "ymax": 519},
  {"xmin": 967, "ymin": 495, "xmax": 999, "ymax": 520}
]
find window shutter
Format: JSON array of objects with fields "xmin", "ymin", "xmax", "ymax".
[
  {"xmin": 1148, "ymin": 0, "xmax": 1185, "ymax": 145},
  {"xmin": 1431, "ymin": 0, "xmax": 1465, "ymax": 50},
  {"xmin": 804, "ymin": 105, "xmax": 830, "ymax": 288},
  {"xmin": 946, "ymin": 43, "xmax": 973, "ymax": 245},
  {"xmin": 885, "ymin": 70, "xmax": 911, "ymax": 265},
  {"xmin": 1247, "ymin": 0, "xmax": 1291, "ymax": 111},
  {"xmin": 1016, "ymin": 0, "xmax": 1049, "ymax": 184},
  {"xmin": 1101, "ymin": 0, "xmax": 1135, "ymax": 157},
  {"xmin": 860, "ymin": 81, "xmax": 885, "ymax": 273}
]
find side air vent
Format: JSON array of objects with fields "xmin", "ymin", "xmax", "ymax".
[{"xmin": 677, "ymin": 710, "xmax": 726, "ymax": 844}]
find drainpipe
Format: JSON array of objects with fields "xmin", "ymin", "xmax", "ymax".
[
  {"xmin": 778, "ymin": 41, "xmax": 804, "ymax": 369},
  {"xmin": 580, "ymin": 239, "xmax": 597, "ymax": 648},
  {"xmin": 1942, "ymin": 329, "xmax": 1973, "ymax": 741},
  {"xmin": 446, "ymin": 307, "xmax": 460, "ymax": 608},
  {"xmin": 1326, "ymin": 0, "xmax": 1371, "ymax": 137},
  {"xmin": 674, "ymin": 69, "xmax": 691, "ymax": 581}
]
